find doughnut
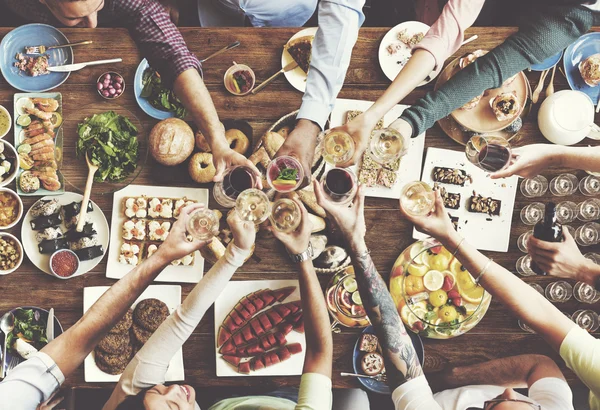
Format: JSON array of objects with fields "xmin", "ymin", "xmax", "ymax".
[
  {"xmin": 188, "ymin": 152, "xmax": 216, "ymax": 183},
  {"xmin": 225, "ymin": 129, "xmax": 250, "ymax": 155}
]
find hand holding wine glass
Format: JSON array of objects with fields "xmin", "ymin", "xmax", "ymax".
[
  {"xmin": 326, "ymin": 112, "xmax": 376, "ymax": 167},
  {"xmin": 268, "ymin": 198, "xmax": 312, "ymax": 255},
  {"xmin": 489, "ymin": 144, "xmax": 562, "ymax": 179},
  {"xmin": 227, "ymin": 208, "xmax": 257, "ymax": 252},
  {"xmin": 159, "ymin": 203, "xmax": 215, "ymax": 262},
  {"xmin": 400, "ymin": 190, "xmax": 456, "ymax": 244}
]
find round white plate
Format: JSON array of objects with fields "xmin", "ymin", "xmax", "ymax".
[
  {"xmin": 282, "ymin": 27, "xmax": 318, "ymax": 93},
  {"xmin": 21, "ymin": 192, "xmax": 110, "ymax": 277},
  {"xmin": 378, "ymin": 21, "xmax": 440, "ymax": 86}
]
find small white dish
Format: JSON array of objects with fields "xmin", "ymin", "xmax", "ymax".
[
  {"xmin": 49, "ymin": 249, "xmax": 80, "ymax": 279},
  {"xmin": 0, "ymin": 232, "xmax": 23, "ymax": 275},
  {"xmin": 0, "ymin": 139, "xmax": 19, "ymax": 187},
  {"xmin": 0, "ymin": 105, "xmax": 12, "ymax": 139}
]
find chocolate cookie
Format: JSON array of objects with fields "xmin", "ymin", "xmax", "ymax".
[
  {"xmin": 94, "ymin": 343, "xmax": 133, "ymax": 375},
  {"xmin": 133, "ymin": 298, "xmax": 169, "ymax": 332},
  {"xmin": 131, "ymin": 322, "xmax": 153, "ymax": 345},
  {"xmin": 97, "ymin": 332, "xmax": 131, "ymax": 355},
  {"xmin": 108, "ymin": 308, "xmax": 133, "ymax": 334}
]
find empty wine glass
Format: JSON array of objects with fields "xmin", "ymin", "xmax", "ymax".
[
  {"xmin": 529, "ymin": 283, "xmax": 544, "ymax": 295},
  {"xmin": 549, "ymin": 174, "xmax": 579, "ymax": 196},
  {"xmin": 518, "ymin": 320, "xmax": 535, "ymax": 333},
  {"xmin": 465, "ymin": 135, "xmax": 512, "ymax": 172},
  {"xmin": 520, "ymin": 175, "xmax": 548, "ymax": 198},
  {"xmin": 517, "ymin": 230, "xmax": 533, "ymax": 253},
  {"xmin": 516, "ymin": 255, "xmax": 535, "ymax": 276},
  {"xmin": 579, "ymin": 175, "xmax": 600, "ymax": 196},
  {"xmin": 577, "ymin": 198, "xmax": 600, "ymax": 222},
  {"xmin": 575, "ymin": 222, "xmax": 600, "ymax": 246},
  {"xmin": 572, "ymin": 309, "xmax": 599, "ymax": 332},
  {"xmin": 520, "ymin": 203, "xmax": 545, "ymax": 225},
  {"xmin": 555, "ymin": 201, "xmax": 578, "ymax": 224},
  {"xmin": 584, "ymin": 252, "xmax": 600, "ymax": 264},
  {"xmin": 545, "ymin": 281, "xmax": 573, "ymax": 303},
  {"xmin": 573, "ymin": 281, "xmax": 600, "ymax": 304}
]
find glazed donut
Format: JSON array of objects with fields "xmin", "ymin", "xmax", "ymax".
[
  {"xmin": 225, "ymin": 129, "xmax": 250, "ymax": 155},
  {"xmin": 188, "ymin": 152, "xmax": 216, "ymax": 183}
]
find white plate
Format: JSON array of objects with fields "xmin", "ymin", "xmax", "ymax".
[
  {"xmin": 83, "ymin": 285, "xmax": 184, "ymax": 382},
  {"xmin": 106, "ymin": 185, "xmax": 208, "ymax": 283},
  {"xmin": 214, "ymin": 280, "xmax": 306, "ymax": 377},
  {"xmin": 378, "ymin": 21, "xmax": 441, "ymax": 86},
  {"xmin": 328, "ymin": 98, "xmax": 426, "ymax": 199},
  {"xmin": 21, "ymin": 192, "xmax": 109, "ymax": 276},
  {"xmin": 413, "ymin": 147, "xmax": 518, "ymax": 252},
  {"xmin": 281, "ymin": 27, "xmax": 318, "ymax": 93}
]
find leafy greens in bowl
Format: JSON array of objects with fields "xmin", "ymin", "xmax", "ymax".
[
  {"xmin": 77, "ymin": 111, "xmax": 139, "ymax": 182},
  {"xmin": 7, "ymin": 308, "xmax": 48, "ymax": 354},
  {"xmin": 140, "ymin": 67, "xmax": 187, "ymax": 119}
]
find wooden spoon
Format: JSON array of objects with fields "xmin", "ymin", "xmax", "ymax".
[
  {"xmin": 76, "ymin": 152, "xmax": 98, "ymax": 232},
  {"xmin": 532, "ymin": 69, "xmax": 549, "ymax": 104},
  {"xmin": 545, "ymin": 65, "xmax": 557, "ymax": 97}
]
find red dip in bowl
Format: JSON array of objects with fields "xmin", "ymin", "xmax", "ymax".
[{"xmin": 51, "ymin": 250, "xmax": 79, "ymax": 278}]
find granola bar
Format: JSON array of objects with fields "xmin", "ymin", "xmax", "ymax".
[
  {"xmin": 377, "ymin": 168, "xmax": 397, "ymax": 188},
  {"xmin": 358, "ymin": 153, "xmax": 381, "ymax": 187},
  {"xmin": 432, "ymin": 167, "xmax": 471, "ymax": 186},
  {"xmin": 436, "ymin": 185, "xmax": 461, "ymax": 210},
  {"xmin": 468, "ymin": 193, "xmax": 501, "ymax": 216},
  {"xmin": 383, "ymin": 157, "xmax": 401, "ymax": 172},
  {"xmin": 345, "ymin": 110, "xmax": 384, "ymax": 130}
]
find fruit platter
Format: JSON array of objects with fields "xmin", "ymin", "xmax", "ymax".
[
  {"xmin": 389, "ymin": 238, "xmax": 492, "ymax": 339},
  {"xmin": 325, "ymin": 266, "xmax": 371, "ymax": 332}
]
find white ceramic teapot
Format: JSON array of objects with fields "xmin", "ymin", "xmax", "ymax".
[{"xmin": 538, "ymin": 90, "xmax": 600, "ymax": 145}]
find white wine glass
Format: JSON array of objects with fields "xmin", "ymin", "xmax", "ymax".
[
  {"xmin": 555, "ymin": 201, "xmax": 578, "ymax": 224},
  {"xmin": 520, "ymin": 203, "xmax": 545, "ymax": 225},
  {"xmin": 572, "ymin": 309, "xmax": 599, "ymax": 332},
  {"xmin": 545, "ymin": 281, "xmax": 573, "ymax": 303},
  {"xmin": 321, "ymin": 130, "xmax": 355, "ymax": 165},
  {"xmin": 269, "ymin": 198, "xmax": 301, "ymax": 233},
  {"xmin": 549, "ymin": 173, "xmax": 578, "ymax": 196},
  {"xmin": 369, "ymin": 127, "xmax": 408, "ymax": 165},
  {"xmin": 516, "ymin": 255, "xmax": 535, "ymax": 276},
  {"xmin": 579, "ymin": 175, "xmax": 600, "ymax": 196},
  {"xmin": 575, "ymin": 222, "xmax": 600, "ymax": 246},
  {"xmin": 577, "ymin": 198, "xmax": 600, "ymax": 222},
  {"xmin": 400, "ymin": 181, "xmax": 435, "ymax": 217},
  {"xmin": 520, "ymin": 175, "xmax": 548, "ymax": 198},
  {"xmin": 517, "ymin": 230, "xmax": 533, "ymax": 253},
  {"xmin": 573, "ymin": 282, "xmax": 600, "ymax": 304},
  {"xmin": 235, "ymin": 188, "xmax": 271, "ymax": 224},
  {"xmin": 187, "ymin": 208, "xmax": 220, "ymax": 241}
]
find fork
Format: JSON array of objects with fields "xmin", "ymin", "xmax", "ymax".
[
  {"xmin": 6, "ymin": 356, "xmax": 19, "ymax": 375},
  {"xmin": 340, "ymin": 372, "xmax": 388, "ymax": 382},
  {"xmin": 25, "ymin": 40, "xmax": 93, "ymax": 55}
]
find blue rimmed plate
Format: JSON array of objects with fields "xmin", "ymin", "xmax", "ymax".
[
  {"xmin": 564, "ymin": 32, "xmax": 600, "ymax": 105},
  {"xmin": 0, "ymin": 24, "xmax": 72, "ymax": 92},
  {"xmin": 352, "ymin": 325, "xmax": 424, "ymax": 395},
  {"xmin": 530, "ymin": 50, "xmax": 563, "ymax": 71},
  {"xmin": 134, "ymin": 58, "xmax": 175, "ymax": 120}
]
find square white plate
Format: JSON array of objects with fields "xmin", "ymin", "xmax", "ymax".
[
  {"xmin": 214, "ymin": 280, "xmax": 305, "ymax": 377},
  {"xmin": 328, "ymin": 98, "xmax": 426, "ymax": 199},
  {"xmin": 414, "ymin": 147, "xmax": 518, "ymax": 252},
  {"xmin": 107, "ymin": 185, "xmax": 209, "ymax": 283},
  {"xmin": 83, "ymin": 285, "xmax": 184, "ymax": 382}
]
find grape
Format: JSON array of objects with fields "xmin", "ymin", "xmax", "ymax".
[{"xmin": 96, "ymin": 82, "xmax": 103, "ymax": 90}]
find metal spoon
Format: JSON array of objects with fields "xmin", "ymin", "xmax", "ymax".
[
  {"xmin": 0, "ymin": 312, "xmax": 15, "ymax": 378},
  {"xmin": 545, "ymin": 65, "xmax": 557, "ymax": 97},
  {"xmin": 76, "ymin": 152, "xmax": 98, "ymax": 233},
  {"xmin": 532, "ymin": 69, "xmax": 549, "ymax": 104}
]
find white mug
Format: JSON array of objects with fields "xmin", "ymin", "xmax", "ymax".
[{"xmin": 538, "ymin": 90, "xmax": 600, "ymax": 145}]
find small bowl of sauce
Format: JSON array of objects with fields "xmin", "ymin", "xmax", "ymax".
[
  {"xmin": 0, "ymin": 188, "xmax": 23, "ymax": 230},
  {"xmin": 224, "ymin": 63, "xmax": 255, "ymax": 96},
  {"xmin": 49, "ymin": 249, "xmax": 80, "ymax": 279},
  {"xmin": 0, "ymin": 105, "xmax": 12, "ymax": 139}
]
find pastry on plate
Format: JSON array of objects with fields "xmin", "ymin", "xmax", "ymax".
[
  {"xmin": 579, "ymin": 53, "xmax": 600, "ymax": 87},
  {"xmin": 284, "ymin": 35, "xmax": 314, "ymax": 73},
  {"xmin": 490, "ymin": 92, "xmax": 520, "ymax": 122}
]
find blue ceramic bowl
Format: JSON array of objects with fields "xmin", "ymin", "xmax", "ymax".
[
  {"xmin": 134, "ymin": 58, "xmax": 175, "ymax": 120},
  {"xmin": 564, "ymin": 32, "xmax": 600, "ymax": 105}
]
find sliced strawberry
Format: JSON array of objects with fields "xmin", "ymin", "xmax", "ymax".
[
  {"xmin": 266, "ymin": 310, "xmax": 283, "ymax": 325},
  {"xmin": 238, "ymin": 361, "xmax": 251, "ymax": 374},
  {"xmin": 287, "ymin": 343, "xmax": 303, "ymax": 355},
  {"xmin": 217, "ymin": 326, "xmax": 231, "ymax": 347},
  {"xmin": 430, "ymin": 245, "xmax": 442, "ymax": 254},
  {"xmin": 258, "ymin": 314, "xmax": 273, "ymax": 331},
  {"xmin": 222, "ymin": 355, "xmax": 241, "ymax": 367},
  {"xmin": 272, "ymin": 286, "xmax": 296, "ymax": 302}
]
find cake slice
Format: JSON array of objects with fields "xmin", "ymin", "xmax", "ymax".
[{"xmin": 284, "ymin": 35, "xmax": 314, "ymax": 73}]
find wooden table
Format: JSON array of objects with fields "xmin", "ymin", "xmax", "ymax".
[{"xmin": 0, "ymin": 27, "xmax": 598, "ymax": 394}]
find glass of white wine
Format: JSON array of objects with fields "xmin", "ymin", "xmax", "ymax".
[
  {"xmin": 400, "ymin": 181, "xmax": 435, "ymax": 216},
  {"xmin": 187, "ymin": 208, "xmax": 220, "ymax": 241},
  {"xmin": 269, "ymin": 199, "xmax": 301, "ymax": 233},
  {"xmin": 235, "ymin": 188, "xmax": 271, "ymax": 224},
  {"xmin": 369, "ymin": 127, "xmax": 408, "ymax": 165},
  {"xmin": 322, "ymin": 130, "xmax": 355, "ymax": 165}
]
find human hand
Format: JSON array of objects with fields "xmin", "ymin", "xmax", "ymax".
[
  {"xmin": 329, "ymin": 112, "xmax": 377, "ymax": 167},
  {"xmin": 155, "ymin": 203, "xmax": 214, "ymax": 262},
  {"xmin": 490, "ymin": 144, "xmax": 562, "ymax": 179},
  {"xmin": 268, "ymin": 199, "xmax": 313, "ymax": 255},
  {"xmin": 399, "ymin": 191, "xmax": 456, "ymax": 243},
  {"xmin": 227, "ymin": 210, "xmax": 256, "ymax": 252},
  {"xmin": 389, "ymin": 118, "xmax": 414, "ymax": 139},
  {"xmin": 527, "ymin": 228, "xmax": 592, "ymax": 281},
  {"xmin": 314, "ymin": 180, "xmax": 366, "ymax": 253},
  {"xmin": 36, "ymin": 392, "xmax": 64, "ymax": 410},
  {"xmin": 212, "ymin": 144, "xmax": 262, "ymax": 188},
  {"xmin": 274, "ymin": 119, "xmax": 320, "ymax": 189}
]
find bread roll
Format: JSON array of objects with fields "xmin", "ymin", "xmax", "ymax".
[
  {"xmin": 225, "ymin": 129, "xmax": 250, "ymax": 155},
  {"xmin": 200, "ymin": 237, "xmax": 226, "ymax": 264},
  {"xmin": 195, "ymin": 129, "xmax": 211, "ymax": 152},
  {"xmin": 149, "ymin": 118, "xmax": 194, "ymax": 166},
  {"xmin": 188, "ymin": 152, "xmax": 216, "ymax": 183},
  {"xmin": 262, "ymin": 132, "xmax": 285, "ymax": 158}
]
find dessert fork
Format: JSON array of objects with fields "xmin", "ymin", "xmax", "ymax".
[
  {"xmin": 340, "ymin": 372, "xmax": 387, "ymax": 382},
  {"xmin": 25, "ymin": 40, "xmax": 93, "ymax": 55}
]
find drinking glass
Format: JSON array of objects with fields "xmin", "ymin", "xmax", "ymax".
[
  {"xmin": 516, "ymin": 255, "xmax": 535, "ymax": 276},
  {"xmin": 572, "ymin": 310, "xmax": 599, "ymax": 332},
  {"xmin": 235, "ymin": 188, "xmax": 271, "ymax": 224},
  {"xmin": 573, "ymin": 281, "xmax": 600, "ymax": 304},
  {"xmin": 517, "ymin": 230, "xmax": 533, "ymax": 253},
  {"xmin": 266, "ymin": 155, "xmax": 304, "ymax": 192},
  {"xmin": 187, "ymin": 208, "xmax": 220, "ymax": 241},
  {"xmin": 555, "ymin": 201, "xmax": 578, "ymax": 224},
  {"xmin": 529, "ymin": 283, "xmax": 544, "ymax": 295},
  {"xmin": 575, "ymin": 222, "xmax": 600, "ymax": 246},
  {"xmin": 465, "ymin": 135, "xmax": 512, "ymax": 172},
  {"xmin": 321, "ymin": 130, "xmax": 355, "ymax": 165},
  {"xmin": 579, "ymin": 175, "xmax": 600, "ymax": 196},
  {"xmin": 400, "ymin": 181, "xmax": 435, "ymax": 216},
  {"xmin": 322, "ymin": 168, "xmax": 357, "ymax": 205},
  {"xmin": 520, "ymin": 203, "xmax": 545, "ymax": 225},
  {"xmin": 213, "ymin": 165, "xmax": 259, "ymax": 208},
  {"xmin": 520, "ymin": 175, "xmax": 548, "ymax": 198},
  {"xmin": 369, "ymin": 127, "xmax": 408, "ymax": 165},
  {"xmin": 269, "ymin": 198, "xmax": 301, "ymax": 233},
  {"xmin": 544, "ymin": 281, "xmax": 573, "ymax": 303},
  {"xmin": 549, "ymin": 173, "xmax": 579, "ymax": 196},
  {"xmin": 584, "ymin": 252, "xmax": 600, "ymax": 264},
  {"xmin": 577, "ymin": 198, "xmax": 600, "ymax": 222}
]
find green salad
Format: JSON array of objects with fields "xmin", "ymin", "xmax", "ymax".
[
  {"xmin": 7, "ymin": 308, "xmax": 49, "ymax": 354},
  {"xmin": 77, "ymin": 111, "xmax": 139, "ymax": 182},
  {"xmin": 140, "ymin": 67, "xmax": 187, "ymax": 119}
]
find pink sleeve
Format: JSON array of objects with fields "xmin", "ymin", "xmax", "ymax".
[{"xmin": 413, "ymin": 0, "xmax": 485, "ymax": 69}]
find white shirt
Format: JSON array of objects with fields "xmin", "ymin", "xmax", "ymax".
[{"xmin": 392, "ymin": 375, "xmax": 574, "ymax": 410}]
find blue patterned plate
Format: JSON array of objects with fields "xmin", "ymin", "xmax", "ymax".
[
  {"xmin": 530, "ymin": 50, "xmax": 563, "ymax": 71},
  {"xmin": 134, "ymin": 58, "xmax": 175, "ymax": 120},
  {"xmin": 564, "ymin": 32, "xmax": 600, "ymax": 105},
  {"xmin": 0, "ymin": 24, "xmax": 72, "ymax": 92}
]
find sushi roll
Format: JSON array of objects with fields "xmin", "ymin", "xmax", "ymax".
[
  {"xmin": 30, "ymin": 199, "xmax": 60, "ymax": 219},
  {"xmin": 148, "ymin": 198, "xmax": 173, "ymax": 219},
  {"xmin": 74, "ymin": 245, "xmax": 104, "ymax": 261},
  {"xmin": 148, "ymin": 221, "xmax": 170, "ymax": 241},
  {"xmin": 119, "ymin": 242, "xmax": 141, "ymax": 265},
  {"xmin": 35, "ymin": 227, "xmax": 63, "ymax": 243},
  {"xmin": 122, "ymin": 220, "xmax": 146, "ymax": 241},
  {"xmin": 62, "ymin": 201, "xmax": 93, "ymax": 220},
  {"xmin": 69, "ymin": 236, "xmax": 99, "ymax": 251},
  {"xmin": 65, "ymin": 223, "xmax": 97, "ymax": 242},
  {"xmin": 124, "ymin": 197, "xmax": 148, "ymax": 219},
  {"xmin": 30, "ymin": 213, "xmax": 63, "ymax": 231},
  {"xmin": 65, "ymin": 213, "xmax": 92, "ymax": 230},
  {"xmin": 38, "ymin": 238, "xmax": 68, "ymax": 254}
]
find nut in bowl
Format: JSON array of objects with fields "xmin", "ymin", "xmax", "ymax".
[
  {"xmin": 0, "ymin": 188, "xmax": 23, "ymax": 230},
  {"xmin": 224, "ymin": 63, "xmax": 255, "ymax": 96},
  {"xmin": 0, "ymin": 233, "xmax": 23, "ymax": 275},
  {"xmin": 0, "ymin": 139, "xmax": 19, "ymax": 187},
  {"xmin": 97, "ymin": 72, "xmax": 125, "ymax": 99},
  {"xmin": 49, "ymin": 249, "xmax": 80, "ymax": 279}
]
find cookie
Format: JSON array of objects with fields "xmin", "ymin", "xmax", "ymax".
[
  {"xmin": 97, "ymin": 332, "xmax": 131, "ymax": 355},
  {"xmin": 94, "ymin": 343, "xmax": 133, "ymax": 375},
  {"xmin": 132, "ymin": 322, "xmax": 153, "ymax": 345},
  {"xmin": 108, "ymin": 309, "xmax": 133, "ymax": 334},
  {"xmin": 133, "ymin": 298, "xmax": 169, "ymax": 332}
]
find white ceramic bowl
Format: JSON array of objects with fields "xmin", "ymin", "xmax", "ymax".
[
  {"xmin": 0, "ymin": 187, "xmax": 23, "ymax": 230},
  {"xmin": 224, "ymin": 64, "xmax": 255, "ymax": 96},
  {"xmin": 0, "ymin": 140, "xmax": 19, "ymax": 187},
  {"xmin": 0, "ymin": 232, "xmax": 23, "ymax": 275},
  {"xmin": 0, "ymin": 105, "xmax": 12, "ymax": 139},
  {"xmin": 49, "ymin": 249, "xmax": 80, "ymax": 280}
]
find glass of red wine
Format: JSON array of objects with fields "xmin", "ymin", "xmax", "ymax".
[
  {"xmin": 213, "ymin": 165, "xmax": 259, "ymax": 208},
  {"xmin": 321, "ymin": 168, "xmax": 357, "ymax": 205},
  {"xmin": 465, "ymin": 135, "xmax": 512, "ymax": 173}
]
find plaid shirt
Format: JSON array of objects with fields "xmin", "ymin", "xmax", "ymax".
[{"xmin": 3, "ymin": 0, "xmax": 201, "ymax": 85}]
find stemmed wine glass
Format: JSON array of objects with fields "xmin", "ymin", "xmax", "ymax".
[
  {"xmin": 269, "ymin": 199, "xmax": 301, "ymax": 233},
  {"xmin": 516, "ymin": 255, "xmax": 535, "ymax": 276},
  {"xmin": 520, "ymin": 175, "xmax": 548, "ymax": 198},
  {"xmin": 577, "ymin": 198, "xmax": 600, "ymax": 222},
  {"xmin": 575, "ymin": 222, "xmax": 600, "ymax": 246},
  {"xmin": 545, "ymin": 281, "xmax": 573, "ymax": 303},
  {"xmin": 235, "ymin": 188, "xmax": 271, "ymax": 224},
  {"xmin": 555, "ymin": 201, "xmax": 578, "ymax": 224},
  {"xmin": 266, "ymin": 155, "xmax": 304, "ymax": 192},
  {"xmin": 187, "ymin": 208, "xmax": 220, "ymax": 241},
  {"xmin": 520, "ymin": 203, "xmax": 545, "ymax": 225},
  {"xmin": 572, "ymin": 310, "xmax": 599, "ymax": 332},
  {"xmin": 579, "ymin": 175, "xmax": 600, "ymax": 196},
  {"xmin": 465, "ymin": 135, "xmax": 512, "ymax": 172},
  {"xmin": 400, "ymin": 181, "xmax": 435, "ymax": 216},
  {"xmin": 369, "ymin": 127, "xmax": 408, "ymax": 165},
  {"xmin": 517, "ymin": 230, "xmax": 533, "ymax": 253},
  {"xmin": 321, "ymin": 168, "xmax": 357, "ymax": 205},
  {"xmin": 321, "ymin": 130, "xmax": 355, "ymax": 165},
  {"xmin": 213, "ymin": 165, "xmax": 260, "ymax": 208},
  {"xmin": 573, "ymin": 282, "xmax": 600, "ymax": 304},
  {"xmin": 549, "ymin": 174, "xmax": 578, "ymax": 196}
]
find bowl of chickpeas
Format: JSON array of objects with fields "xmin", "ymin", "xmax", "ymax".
[{"xmin": 0, "ymin": 233, "xmax": 23, "ymax": 274}]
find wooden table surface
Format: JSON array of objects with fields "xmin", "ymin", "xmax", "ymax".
[{"xmin": 0, "ymin": 26, "xmax": 598, "ymax": 392}]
